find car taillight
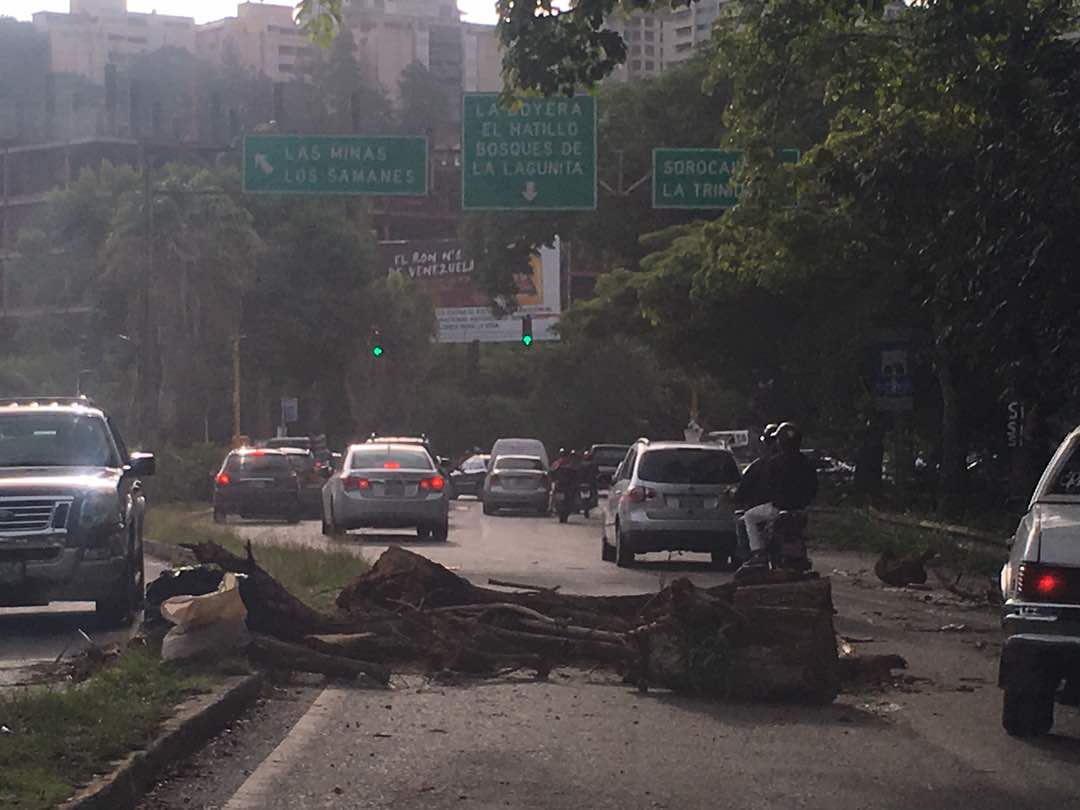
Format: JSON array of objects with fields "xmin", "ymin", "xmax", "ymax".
[
  {"xmin": 342, "ymin": 476, "xmax": 370, "ymax": 491},
  {"xmin": 1018, "ymin": 563, "xmax": 1070, "ymax": 601},
  {"xmin": 383, "ymin": 461, "xmax": 401, "ymax": 469},
  {"xmin": 216, "ymin": 472, "xmax": 231, "ymax": 486},
  {"xmin": 430, "ymin": 476, "xmax": 445, "ymax": 491},
  {"xmin": 626, "ymin": 486, "xmax": 657, "ymax": 503}
]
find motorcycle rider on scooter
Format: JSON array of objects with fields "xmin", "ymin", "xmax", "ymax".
[
  {"xmin": 734, "ymin": 424, "xmax": 780, "ymax": 559},
  {"xmin": 550, "ymin": 448, "xmax": 580, "ymax": 520},
  {"xmin": 741, "ymin": 422, "xmax": 818, "ymax": 567}
]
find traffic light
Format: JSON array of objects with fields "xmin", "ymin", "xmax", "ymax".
[
  {"xmin": 521, "ymin": 315, "xmax": 533, "ymax": 347},
  {"xmin": 370, "ymin": 327, "xmax": 384, "ymax": 358}
]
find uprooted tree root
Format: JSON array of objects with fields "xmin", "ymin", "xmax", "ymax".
[{"xmin": 180, "ymin": 540, "xmax": 842, "ymax": 703}]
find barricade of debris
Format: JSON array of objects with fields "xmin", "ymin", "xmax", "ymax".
[{"xmin": 149, "ymin": 541, "xmax": 841, "ymax": 703}]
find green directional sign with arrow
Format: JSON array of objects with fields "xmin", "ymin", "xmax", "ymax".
[
  {"xmin": 242, "ymin": 134, "xmax": 428, "ymax": 196},
  {"xmin": 462, "ymin": 93, "xmax": 597, "ymax": 210}
]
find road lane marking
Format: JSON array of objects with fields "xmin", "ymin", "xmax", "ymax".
[{"xmin": 223, "ymin": 688, "xmax": 347, "ymax": 809}]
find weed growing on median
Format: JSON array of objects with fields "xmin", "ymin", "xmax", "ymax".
[{"xmin": 0, "ymin": 650, "xmax": 207, "ymax": 810}]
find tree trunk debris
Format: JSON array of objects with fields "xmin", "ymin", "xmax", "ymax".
[{"xmin": 181, "ymin": 541, "xmax": 842, "ymax": 703}]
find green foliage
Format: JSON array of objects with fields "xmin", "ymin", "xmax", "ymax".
[
  {"xmin": 398, "ymin": 61, "xmax": 453, "ymax": 137},
  {"xmin": 0, "ymin": 650, "xmax": 207, "ymax": 810},
  {"xmin": 144, "ymin": 443, "xmax": 230, "ymax": 504}
]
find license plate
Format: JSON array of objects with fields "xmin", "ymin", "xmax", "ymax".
[
  {"xmin": 385, "ymin": 483, "xmax": 405, "ymax": 497},
  {"xmin": 0, "ymin": 560, "xmax": 25, "ymax": 584},
  {"xmin": 668, "ymin": 497, "xmax": 703, "ymax": 510}
]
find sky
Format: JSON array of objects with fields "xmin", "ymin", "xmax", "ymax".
[{"xmin": 1, "ymin": 0, "xmax": 499, "ymax": 25}]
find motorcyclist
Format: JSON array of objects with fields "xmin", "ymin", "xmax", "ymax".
[
  {"xmin": 734, "ymin": 424, "xmax": 779, "ymax": 560},
  {"xmin": 742, "ymin": 422, "xmax": 818, "ymax": 561},
  {"xmin": 579, "ymin": 448, "xmax": 599, "ymax": 510},
  {"xmin": 550, "ymin": 448, "xmax": 580, "ymax": 517}
]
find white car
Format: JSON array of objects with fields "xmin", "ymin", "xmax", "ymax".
[
  {"xmin": 602, "ymin": 439, "xmax": 741, "ymax": 568},
  {"xmin": 322, "ymin": 442, "xmax": 449, "ymax": 540},
  {"xmin": 999, "ymin": 425, "xmax": 1080, "ymax": 736}
]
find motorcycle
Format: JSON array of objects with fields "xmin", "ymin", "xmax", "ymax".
[
  {"xmin": 578, "ymin": 481, "xmax": 598, "ymax": 518},
  {"xmin": 734, "ymin": 509, "xmax": 813, "ymax": 583},
  {"xmin": 551, "ymin": 483, "xmax": 577, "ymax": 524}
]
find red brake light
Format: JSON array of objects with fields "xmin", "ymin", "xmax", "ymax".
[
  {"xmin": 430, "ymin": 475, "xmax": 445, "ymax": 491},
  {"xmin": 626, "ymin": 486, "xmax": 656, "ymax": 503},
  {"xmin": 343, "ymin": 476, "xmax": 370, "ymax": 491},
  {"xmin": 251, "ymin": 449, "xmax": 266, "ymax": 456},
  {"xmin": 216, "ymin": 472, "xmax": 231, "ymax": 486},
  {"xmin": 383, "ymin": 461, "xmax": 401, "ymax": 469},
  {"xmin": 1019, "ymin": 563, "xmax": 1069, "ymax": 601}
]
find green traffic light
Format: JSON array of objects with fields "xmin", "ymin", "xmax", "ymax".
[
  {"xmin": 372, "ymin": 345, "xmax": 384, "ymax": 357},
  {"xmin": 522, "ymin": 335, "xmax": 533, "ymax": 347}
]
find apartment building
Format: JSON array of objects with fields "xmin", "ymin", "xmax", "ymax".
[
  {"xmin": 196, "ymin": 3, "xmax": 314, "ymax": 82},
  {"xmin": 606, "ymin": 11, "xmax": 665, "ymax": 82},
  {"xmin": 663, "ymin": 0, "xmax": 733, "ymax": 66},
  {"xmin": 32, "ymin": 0, "xmax": 196, "ymax": 84}
]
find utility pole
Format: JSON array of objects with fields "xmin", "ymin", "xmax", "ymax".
[
  {"xmin": 232, "ymin": 331, "xmax": 242, "ymax": 444},
  {"xmin": 136, "ymin": 150, "xmax": 154, "ymax": 440}
]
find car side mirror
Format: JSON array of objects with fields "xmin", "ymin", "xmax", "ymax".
[{"xmin": 128, "ymin": 451, "xmax": 156, "ymax": 477}]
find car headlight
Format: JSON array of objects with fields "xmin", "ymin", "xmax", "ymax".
[{"xmin": 80, "ymin": 491, "xmax": 122, "ymax": 530}]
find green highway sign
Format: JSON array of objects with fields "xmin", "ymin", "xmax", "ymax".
[
  {"xmin": 462, "ymin": 93, "xmax": 597, "ymax": 210},
  {"xmin": 242, "ymin": 135, "xmax": 428, "ymax": 196},
  {"xmin": 652, "ymin": 148, "xmax": 800, "ymax": 209}
]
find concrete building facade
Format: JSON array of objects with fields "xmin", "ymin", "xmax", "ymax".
[
  {"xmin": 195, "ymin": 3, "xmax": 314, "ymax": 82},
  {"xmin": 33, "ymin": 0, "xmax": 196, "ymax": 84}
]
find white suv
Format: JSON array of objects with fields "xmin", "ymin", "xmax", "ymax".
[
  {"xmin": 601, "ymin": 440, "xmax": 741, "ymax": 568},
  {"xmin": 999, "ymin": 425, "xmax": 1080, "ymax": 736}
]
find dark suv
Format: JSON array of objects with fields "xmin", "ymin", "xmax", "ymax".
[
  {"xmin": 213, "ymin": 448, "xmax": 303, "ymax": 523},
  {"xmin": 0, "ymin": 398, "xmax": 155, "ymax": 627}
]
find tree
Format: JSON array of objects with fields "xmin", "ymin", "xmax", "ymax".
[
  {"xmin": 397, "ymin": 61, "xmax": 452, "ymax": 138},
  {"xmin": 295, "ymin": 27, "xmax": 393, "ymax": 134}
]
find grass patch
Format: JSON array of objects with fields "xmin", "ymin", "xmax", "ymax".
[
  {"xmin": 145, "ymin": 504, "xmax": 368, "ymax": 611},
  {"xmin": 0, "ymin": 650, "xmax": 209, "ymax": 810},
  {"xmin": 811, "ymin": 508, "xmax": 1007, "ymax": 578}
]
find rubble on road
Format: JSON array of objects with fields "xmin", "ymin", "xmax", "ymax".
[{"xmin": 163, "ymin": 541, "xmax": 846, "ymax": 704}]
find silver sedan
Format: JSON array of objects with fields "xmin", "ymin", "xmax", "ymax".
[{"xmin": 322, "ymin": 443, "xmax": 449, "ymax": 540}]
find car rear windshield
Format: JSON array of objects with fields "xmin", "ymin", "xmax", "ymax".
[
  {"xmin": 0, "ymin": 413, "xmax": 121, "ymax": 468},
  {"xmin": 1049, "ymin": 446, "xmax": 1080, "ymax": 495},
  {"xmin": 593, "ymin": 446, "xmax": 629, "ymax": 465},
  {"xmin": 637, "ymin": 448, "xmax": 740, "ymax": 485},
  {"xmin": 350, "ymin": 446, "xmax": 434, "ymax": 471},
  {"xmin": 226, "ymin": 453, "xmax": 294, "ymax": 474},
  {"xmin": 496, "ymin": 457, "xmax": 544, "ymax": 471}
]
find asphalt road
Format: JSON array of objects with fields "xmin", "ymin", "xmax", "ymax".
[
  {"xmin": 134, "ymin": 499, "xmax": 1080, "ymax": 810},
  {"xmin": 0, "ymin": 556, "xmax": 165, "ymax": 686}
]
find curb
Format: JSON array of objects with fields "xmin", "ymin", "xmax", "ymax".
[
  {"xmin": 144, "ymin": 538, "xmax": 197, "ymax": 565},
  {"xmin": 60, "ymin": 672, "xmax": 265, "ymax": 810}
]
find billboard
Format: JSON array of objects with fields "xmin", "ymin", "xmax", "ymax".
[{"xmin": 380, "ymin": 238, "xmax": 561, "ymax": 343}]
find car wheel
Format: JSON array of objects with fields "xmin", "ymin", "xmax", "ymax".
[
  {"xmin": 615, "ymin": 522, "xmax": 634, "ymax": 567},
  {"xmin": 1003, "ymin": 682, "xmax": 1056, "ymax": 737},
  {"xmin": 482, "ymin": 500, "xmax": 494, "ymax": 516},
  {"xmin": 601, "ymin": 529, "xmax": 615, "ymax": 562},
  {"xmin": 321, "ymin": 500, "xmax": 339, "ymax": 537},
  {"xmin": 416, "ymin": 525, "xmax": 432, "ymax": 540},
  {"xmin": 96, "ymin": 537, "xmax": 142, "ymax": 629},
  {"xmin": 432, "ymin": 520, "xmax": 449, "ymax": 542}
]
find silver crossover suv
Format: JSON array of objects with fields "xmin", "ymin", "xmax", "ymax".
[
  {"xmin": 601, "ymin": 440, "xmax": 740, "ymax": 567},
  {"xmin": 999, "ymin": 425, "xmax": 1080, "ymax": 736},
  {"xmin": 322, "ymin": 442, "xmax": 449, "ymax": 540}
]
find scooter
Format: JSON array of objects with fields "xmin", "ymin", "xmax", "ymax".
[{"xmin": 734, "ymin": 509, "xmax": 814, "ymax": 583}]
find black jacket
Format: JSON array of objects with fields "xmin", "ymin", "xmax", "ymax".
[
  {"xmin": 760, "ymin": 450, "xmax": 818, "ymax": 511},
  {"xmin": 735, "ymin": 457, "xmax": 771, "ymax": 509}
]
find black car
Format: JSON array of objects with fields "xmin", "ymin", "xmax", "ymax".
[
  {"xmin": 213, "ymin": 448, "xmax": 302, "ymax": 523},
  {"xmin": 0, "ymin": 397, "xmax": 155, "ymax": 627},
  {"xmin": 589, "ymin": 444, "xmax": 631, "ymax": 488},
  {"xmin": 276, "ymin": 446, "xmax": 328, "ymax": 518},
  {"xmin": 449, "ymin": 453, "xmax": 490, "ymax": 499}
]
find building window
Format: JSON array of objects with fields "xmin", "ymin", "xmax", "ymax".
[
  {"xmin": 629, "ymin": 29, "xmax": 640, "ymax": 41},
  {"xmin": 675, "ymin": 42, "xmax": 692, "ymax": 53},
  {"xmin": 630, "ymin": 44, "xmax": 641, "ymax": 55},
  {"xmin": 676, "ymin": 25, "xmax": 692, "ymax": 36},
  {"xmin": 631, "ymin": 59, "xmax": 641, "ymax": 70},
  {"xmin": 279, "ymin": 63, "xmax": 294, "ymax": 72},
  {"xmin": 697, "ymin": 23, "xmax": 709, "ymax": 31},
  {"xmin": 644, "ymin": 45, "xmax": 654, "ymax": 55},
  {"xmin": 279, "ymin": 45, "xmax": 295, "ymax": 54},
  {"xmin": 644, "ymin": 30, "xmax": 654, "ymax": 41},
  {"xmin": 645, "ymin": 60, "xmax": 655, "ymax": 70}
]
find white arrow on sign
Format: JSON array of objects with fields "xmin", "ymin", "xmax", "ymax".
[
  {"xmin": 254, "ymin": 154, "xmax": 274, "ymax": 175},
  {"xmin": 522, "ymin": 181, "xmax": 538, "ymax": 202}
]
